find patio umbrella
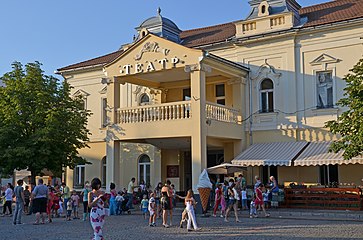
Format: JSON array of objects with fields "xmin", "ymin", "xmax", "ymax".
[{"xmin": 207, "ymin": 163, "xmax": 247, "ymax": 175}]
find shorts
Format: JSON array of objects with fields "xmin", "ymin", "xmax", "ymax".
[
  {"xmin": 149, "ymin": 210, "xmax": 155, "ymax": 216},
  {"xmin": 227, "ymin": 199, "xmax": 236, "ymax": 207},
  {"xmin": 33, "ymin": 197, "xmax": 48, "ymax": 214},
  {"xmin": 242, "ymin": 199, "xmax": 247, "ymax": 207},
  {"xmin": 142, "ymin": 208, "xmax": 148, "ymax": 214},
  {"xmin": 161, "ymin": 197, "xmax": 170, "ymax": 210},
  {"xmin": 72, "ymin": 206, "xmax": 78, "ymax": 212}
]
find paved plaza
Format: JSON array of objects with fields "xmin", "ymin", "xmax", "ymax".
[{"xmin": 1, "ymin": 208, "xmax": 363, "ymax": 240}]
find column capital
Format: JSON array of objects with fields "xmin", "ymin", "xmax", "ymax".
[{"xmin": 184, "ymin": 63, "xmax": 212, "ymax": 73}]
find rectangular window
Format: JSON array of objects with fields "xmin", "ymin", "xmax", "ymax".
[
  {"xmin": 260, "ymin": 91, "xmax": 273, "ymax": 113},
  {"xmin": 74, "ymin": 165, "xmax": 85, "ymax": 188},
  {"xmin": 215, "ymin": 84, "xmax": 225, "ymax": 105},
  {"xmin": 183, "ymin": 88, "xmax": 191, "ymax": 101},
  {"xmin": 316, "ymin": 71, "xmax": 333, "ymax": 108},
  {"xmin": 102, "ymin": 98, "xmax": 108, "ymax": 127},
  {"xmin": 319, "ymin": 165, "xmax": 338, "ymax": 185}
]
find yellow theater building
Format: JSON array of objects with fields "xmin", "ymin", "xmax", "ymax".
[{"xmin": 57, "ymin": 0, "xmax": 363, "ymax": 192}]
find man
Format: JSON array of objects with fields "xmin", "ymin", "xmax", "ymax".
[
  {"xmin": 32, "ymin": 179, "xmax": 48, "ymax": 224},
  {"xmin": 126, "ymin": 177, "xmax": 136, "ymax": 209},
  {"xmin": 13, "ymin": 179, "xmax": 25, "ymax": 225},
  {"xmin": 61, "ymin": 182, "xmax": 71, "ymax": 214}
]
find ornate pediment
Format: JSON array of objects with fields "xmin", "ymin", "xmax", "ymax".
[
  {"xmin": 310, "ymin": 54, "xmax": 340, "ymax": 66},
  {"xmin": 72, "ymin": 89, "xmax": 90, "ymax": 97}
]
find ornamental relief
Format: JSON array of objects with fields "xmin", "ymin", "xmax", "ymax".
[
  {"xmin": 134, "ymin": 41, "xmax": 170, "ymax": 61},
  {"xmin": 251, "ymin": 59, "xmax": 281, "ymax": 88}
]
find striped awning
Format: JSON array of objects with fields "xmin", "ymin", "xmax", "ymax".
[
  {"xmin": 231, "ymin": 142, "xmax": 309, "ymax": 166},
  {"xmin": 294, "ymin": 141, "xmax": 363, "ymax": 166}
]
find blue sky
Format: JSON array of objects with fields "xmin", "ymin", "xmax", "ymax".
[{"xmin": 0, "ymin": 0, "xmax": 330, "ymax": 77}]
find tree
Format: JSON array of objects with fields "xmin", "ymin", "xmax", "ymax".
[
  {"xmin": 326, "ymin": 58, "xmax": 363, "ymax": 159},
  {"xmin": 0, "ymin": 62, "xmax": 91, "ymax": 184}
]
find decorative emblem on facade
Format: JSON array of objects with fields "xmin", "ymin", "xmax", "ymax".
[
  {"xmin": 251, "ymin": 59, "xmax": 282, "ymax": 84},
  {"xmin": 134, "ymin": 41, "xmax": 170, "ymax": 60}
]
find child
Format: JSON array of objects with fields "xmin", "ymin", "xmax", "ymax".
[
  {"xmin": 249, "ymin": 194, "xmax": 257, "ymax": 218},
  {"xmin": 140, "ymin": 194, "xmax": 149, "ymax": 220},
  {"xmin": 241, "ymin": 187, "xmax": 248, "ymax": 210},
  {"xmin": 170, "ymin": 184, "xmax": 177, "ymax": 208},
  {"xmin": 263, "ymin": 189, "xmax": 270, "ymax": 209},
  {"xmin": 213, "ymin": 184, "xmax": 222, "ymax": 217},
  {"xmin": 24, "ymin": 186, "xmax": 31, "ymax": 214},
  {"xmin": 66, "ymin": 198, "xmax": 73, "ymax": 221},
  {"xmin": 148, "ymin": 193, "xmax": 156, "ymax": 226},
  {"xmin": 71, "ymin": 190, "xmax": 80, "ymax": 219},
  {"xmin": 115, "ymin": 191, "xmax": 124, "ymax": 215}
]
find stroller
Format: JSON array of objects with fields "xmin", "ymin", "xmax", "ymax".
[{"xmin": 117, "ymin": 196, "xmax": 131, "ymax": 215}]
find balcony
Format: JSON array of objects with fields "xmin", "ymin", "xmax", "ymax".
[{"xmin": 117, "ymin": 101, "xmax": 240, "ymax": 125}]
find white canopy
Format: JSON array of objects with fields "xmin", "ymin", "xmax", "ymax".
[{"xmin": 207, "ymin": 163, "xmax": 247, "ymax": 175}]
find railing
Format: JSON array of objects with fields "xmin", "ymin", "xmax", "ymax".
[
  {"xmin": 205, "ymin": 102, "xmax": 240, "ymax": 124},
  {"xmin": 284, "ymin": 187, "xmax": 363, "ymax": 211},
  {"xmin": 117, "ymin": 101, "xmax": 191, "ymax": 124}
]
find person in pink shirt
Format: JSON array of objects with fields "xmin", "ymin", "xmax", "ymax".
[{"xmin": 71, "ymin": 190, "xmax": 80, "ymax": 219}]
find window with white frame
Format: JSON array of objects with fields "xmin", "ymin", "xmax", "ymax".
[
  {"xmin": 260, "ymin": 79, "xmax": 274, "ymax": 113},
  {"xmin": 316, "ymin": 71, "xmax": 333, "ymax": 108},
  {"xmin": 101, "ymin": 98, "xmax": 108, "ymax": 127},
  {"xmin": 101, "ymin": 156, "xmax": 106, "ymax": 187},
  {"xmin": 74, "ymin": 165, "xmax": 85, "ymax": 188},
  {"xmin": 138, "ymin": 155, "xmax": 150, "ymax": 186},
  {"xmin": 215, "ymin": 84, "xmax": 225, "ymax": 105}
]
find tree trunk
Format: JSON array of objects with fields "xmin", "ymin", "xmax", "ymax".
[{"xmin": 30, "ymin": 169, "xmax": 36, "ymax": 186}]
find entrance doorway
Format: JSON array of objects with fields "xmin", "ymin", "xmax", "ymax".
[
  {"xmin": 262, "ymin": 166, "xmax": 278, "ymax": 184},
  {"xmin": 319, "ymin": 164, "xmax": 338, "ymax": 186}
]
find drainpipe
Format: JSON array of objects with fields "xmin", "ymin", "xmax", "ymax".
[
  {"xmin": 248, "ymin": 71, "xmax": 253, "ymax": 146},
  {"xmin": 248, "ymin": 71, "xmax": 254, "ymax": 185}
]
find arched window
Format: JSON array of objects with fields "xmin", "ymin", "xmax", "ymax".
[
  {"xmin": 101, "ymin": 156, "xmax": 106, "ymax": 187},
  {"xmin": 139, "ymin": 93, "xmax": 150, "ymax": 106},
  {"xmin": 138, "ymin": 155, "xmax": 150, "ymax": 186},
  {"xmin": 260, "ymin": 79, "xmax": 274, "ymax": 113}
]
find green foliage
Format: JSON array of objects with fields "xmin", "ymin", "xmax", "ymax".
[
  {"xmin": 0, "ymin": 62, "xmax": 91, "ymax": 180},
  {"xmin": 325, "ymin": 58, "xmax": 363, "ymax": 159}
]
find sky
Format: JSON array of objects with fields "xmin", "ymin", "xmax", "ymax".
[{"xmin": 0, "ymin": 0, "xmax": 331, "ymax": 78}]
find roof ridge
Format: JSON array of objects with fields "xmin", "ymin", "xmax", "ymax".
[
  {"xmin": 300, "ymin": 0, "xmax": 350, "ymax": 12},
  {"xmin": 181, "ymin": 21, "xmax": 235, "ymax": 34}
]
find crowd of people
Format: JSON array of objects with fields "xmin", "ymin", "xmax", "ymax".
[
  {"xmin": 0, "ymin": 173, "xmax": 280, "ymax": 239},
  {"xmin": 211, "ymin": 174, "xmax": 280, "ymax": 222}
]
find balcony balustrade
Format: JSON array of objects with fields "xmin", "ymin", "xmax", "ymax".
[{"xmin": 116, "ymin": 101, "xmax": 240, "ymax": 124}]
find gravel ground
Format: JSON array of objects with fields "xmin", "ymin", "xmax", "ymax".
[{"xmin": 1, "ymin": 209, "xmax": 363, "ymax": 240}]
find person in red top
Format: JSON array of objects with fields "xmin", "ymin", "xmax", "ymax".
[
  {"xmin": 213, "ymin": 184, "xmax": 222, "ymax": 217},
  {"xmin": 47, "ymin": 187, "xmax": 55, "ymax": 223},
  {"xmin": 255, "ymin": 183, "xmax": 270, "ymax": 217}
]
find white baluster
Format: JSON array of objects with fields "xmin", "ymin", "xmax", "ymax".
[{"xmin": 176, "ymin": 105, "xmax": 180, "ymax": 119}]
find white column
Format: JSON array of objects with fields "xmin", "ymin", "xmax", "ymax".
[
  {"xmin": 188, "ymin": 65, "xmax": 207, "ymax": 192},
  {"xmin": 106, "ymin": 139, "xmax": 120, "ymax": 191}
]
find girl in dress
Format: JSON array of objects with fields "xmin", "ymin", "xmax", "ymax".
[
  {"xmin": 184, "ymin": 190, "xmax": 201, "ymax": 232},
  {"xmin": 88, "ymin": 178, "xmax": 106, "ymax": 240},
  {"xmin": 255, "ymin": 183, "xmax": 270, "ymax": 217}
]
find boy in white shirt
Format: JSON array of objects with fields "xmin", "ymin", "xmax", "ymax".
[
  {"xmin": 148, "ymin": 193, "xmax": 156, "ymax": 226},
  {"xmin": 241, "ymin": 187, "xmax": 248, "ymax": 210}
]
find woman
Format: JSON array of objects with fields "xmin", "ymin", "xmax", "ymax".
[
  {"xmin": 109, "ymin": 182, "xmax": 117, "ymax": 216},
  {"xmin": 224, "ymin": 183, "xmax": 240, "ymax": 223},
  {"xmin": 255, "ymin": 183, "xmax": 270, "ymax": 217},
  {"xmin": 154, "ymin": 182, "xmax": 162, "ymax": 218},
  {"xmin": 2, "ymin": 183, "xmax": 13, "ymax": 216},
  {"xmin": 185, "ymin": 190, "xmax": 201, "ymax": 231},
  {"xmin": 269, "ymin": 176, "xmax": 279, "ymax": 193},
  {"xmin": 213, "ymin": 184, "xmax": 222, "ymax": 217},
  {"xmin": 88, "ymin": 178, "xmax": 106, "ymax": 240},
  {"xmin": 161, "ymin": 180, "xmax": 172, "ymax": 227}
]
